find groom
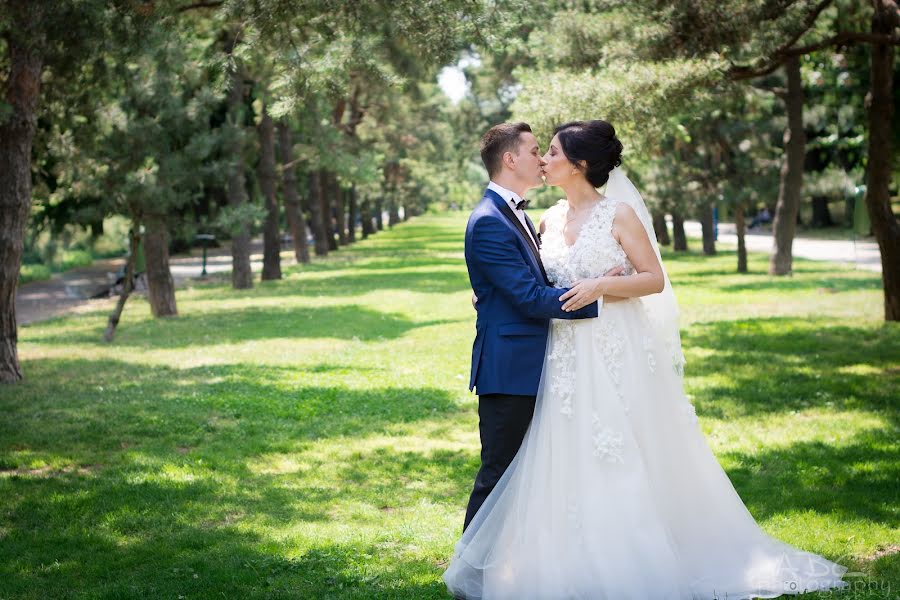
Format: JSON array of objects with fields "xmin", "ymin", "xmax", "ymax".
[{"xmin": 462, "ymin": 122, "xmax": 601, "ymax": 530}]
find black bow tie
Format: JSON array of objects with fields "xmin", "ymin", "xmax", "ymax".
[{"xmin": 515, "ymin": 199, "xmax": 529, "ymax": 211}]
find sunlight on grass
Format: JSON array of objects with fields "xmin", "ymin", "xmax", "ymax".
[{"xmin": 2, "ymin": 213, "xmax": 897, "ymax": 599}]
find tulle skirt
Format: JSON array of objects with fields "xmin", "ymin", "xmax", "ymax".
[{"xmin": 443, "ymin": 301, "xmax": 848, "ymax": 599}]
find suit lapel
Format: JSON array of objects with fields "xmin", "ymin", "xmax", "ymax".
[
  {"xmin": 485, "ymin": 189, "xmax": 550, "ymax": 285},
  {"xmin": 523, "ymin": 212, "xmax": 541, "ymax": 250}
]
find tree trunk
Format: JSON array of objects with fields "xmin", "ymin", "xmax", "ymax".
[
  {"xmin": 375, "ymin": 198, "xmax": 384, "ymax": 231},
  {"xmin": 811, "ymin": 196, "xmax": 833, "ymax": 227},
  {"xmin": 258, "ymin": 105, "xmax": 281, "ymax": 281},
  {"xmin": 769, "ymin": 56, "xmax": 806, "ymax": 275},
  {"xmin": 104, "ymin": 225, "xmax": 140, "ymax": 342},
  {"xmin": 700, "ymin": 203, "xmax": 716, "ymax": 256},
  {"xmin": 335, "ymin": 184, "xmax": 348, "ymax": 245},
  {"xmin": 672, "ymin": 210, "xmax": 688, "ymax": 251},
  {"xmin": 277, "ymin": 121, "xmax": 309, "ymax": 264},
  {"xmin": 348, "ymin": 186, "xmax": 358, "ymax": 243},
  {"xmin": 0, "ymin": 7, "xmax": 44, "ymax": 383},
  {"xmin": 226, "ymin": 57, "xmax": 253, "ymax": 289},
  {"xmin": 144, "ymin": 214, "xmax": 177, "ymax": 317},
  {"xmin": 323, "ymin": 172, "xmax": 338, "ymax": 251},
  {"xmin": 309, "ymin": 170, "xmax": 328, "ymax": 256},
  {"xmin": 865, "ymin": 0, "xmax": 900, "ymax": 321},
  {"xmin": 361, "ymin": 197, "xmax": 374, "ymax": 238},
  {"xmin": 652, "ymin": 210, "xmax": 671, "ymax": 246},
  {"xmin": 735, "ymin": 204, "xmax": 748, "ymax": 273},
  {"xmin": 388, "ymin": 199, "xmax": 400, "ymax": 227}
]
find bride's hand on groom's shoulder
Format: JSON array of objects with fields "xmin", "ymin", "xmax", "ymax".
[{"xmin": 560, "ymin": 265, "xmax": 626, "ymax": 311}]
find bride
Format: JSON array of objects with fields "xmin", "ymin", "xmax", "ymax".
[{"xmin": 443, "ymin": 120, "xmax": 849, "ymax": 599}]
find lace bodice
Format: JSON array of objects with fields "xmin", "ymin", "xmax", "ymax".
[{"xmin": 540, "ymin": 198, "xmax": 634, "ymax": 288}]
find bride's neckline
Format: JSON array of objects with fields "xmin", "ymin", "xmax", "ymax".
[{"xmin": 560, "ymin": 196, "xmax": 609, "ymax": 248}]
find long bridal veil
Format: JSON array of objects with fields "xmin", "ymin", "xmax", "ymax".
[{"xmin": 605, "ymin": 166, "xmax": 685, "ymax": 376}]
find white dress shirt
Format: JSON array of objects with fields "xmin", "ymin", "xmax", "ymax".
[{"xmin": 487, "ymin": 181, "xmax": 539, "ymax": 249}]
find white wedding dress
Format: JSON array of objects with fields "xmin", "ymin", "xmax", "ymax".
[{"xmin": 443, "ymin": 182, "xmax": 848, "ymax": 599}]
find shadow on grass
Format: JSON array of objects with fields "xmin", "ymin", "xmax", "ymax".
[
  {"xmin": 719, "ymin": 275, "xmax": 881, "ymax": 294},
  {"xmin": 661, "ymin": 250, "xmax": 853, "ymax": 278},
  {"xmin": 179, "ymin": 223, "xmax": 469, "ymax": 302},
  {"xmin": 0, "ymin": 359, "xmax": 464, "ymax": 448},
  {"xmin": 0, "ymin": 358, "xmax": 469, "ymax": 597},
  {"xmin": 25, "ymin": 304, "xmax": 463, "ymax": 348},
  {"xmin": 247, "ymin": 267, "xmax": 471, "ymax": 299},
  {"xmin": 724, "ymin": 427, "xmax": 899, "ymax": 527},
  {"xmin": 684, "ymin": 317, "xmax": 898, "ymax": 424},
  {"xmin": 271, "ymin": 542, "xmax": 452, "ymax": 599},
  {"xmin": 0, "ymin": 479, "xmax": 456, "ymax": 598}
]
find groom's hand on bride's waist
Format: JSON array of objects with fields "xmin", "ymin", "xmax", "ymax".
[
  {"xmin": 469, "ymin": 265, "xmax": 625, "ymax": 311},
  {"xmin": 559, "ymin": 265, "xmax": 627, "ymax": 310}
]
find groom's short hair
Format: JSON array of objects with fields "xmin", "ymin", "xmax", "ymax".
[{"xmin": 480, "ymin": 122, "xmax": 532, "ymax": 177}]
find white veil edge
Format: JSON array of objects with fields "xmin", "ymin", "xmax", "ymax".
[{"xmin": 605, "ymin": 167, "xmax": 686, "ymax": 376}]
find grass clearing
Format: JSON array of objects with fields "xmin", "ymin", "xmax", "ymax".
[{"xmin": 2, "ymin": 213, "xmax": 897, "ymax": 599}]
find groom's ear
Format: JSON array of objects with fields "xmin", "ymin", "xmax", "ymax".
[{"xmin": 502, "ymin": 150, "xmax": 517, "ymax": 171}]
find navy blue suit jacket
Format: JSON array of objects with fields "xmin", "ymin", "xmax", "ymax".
[{"xmin": 464, "ymin": 188, "xmax": 598, "ymax": 396}]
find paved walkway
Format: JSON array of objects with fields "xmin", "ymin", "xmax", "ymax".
[
  {"xmin": 16, "ymin": 242, "xmax": 269, "ymax": 326},
  {"xmin": 682, "ymin": 221, "xmax": 882, "ymax": 273},
  {"xmin": 16, "ymin": 225, "xmax": 882, "ymax": 326}
]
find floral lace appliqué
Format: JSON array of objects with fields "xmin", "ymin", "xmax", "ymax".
[
  {"xmin": 591, "ymin": 413, "xmax": 625, "ymax": 464},
  {"xmin": 595, "ymin": 318, "xmax": 624, "ymax": 399},
  {"xmin": 548, "ymin": 321, "xmax": 576, "ymax": 418},
  {"xmin": 540, "ymin": 200, "xmax": 634, "ymax": 288}
]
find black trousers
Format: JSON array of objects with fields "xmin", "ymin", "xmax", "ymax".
[{"xmin": 463, "ymin": 393, "xmax": 536, "ymax": 531}]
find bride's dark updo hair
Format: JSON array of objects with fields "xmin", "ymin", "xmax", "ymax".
[{"xmin": 554, "ymin": 120, "xmax": 623, "ymax": 188}]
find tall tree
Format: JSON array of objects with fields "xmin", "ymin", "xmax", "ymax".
[
  {"xmin": 258, "ymin": 101, "xmax": 282, "ymax": 281},
  {"xmin": 144, "ymin": 214, "xmax": 178, "ymax": 317},
  {"xmin": 277, "ymin": 121, "xmax": 309, "ymax": 264},
  {"xmin": 864, "ymin": 0, "xmax": 900, "ymax": 320},
  {"xmin": 308, "ymin": 170, "xmax": 328, "ymax": 256},
  {"xmin": 347, "ymin": 186, "xmax": 358, "ymax": 243},
  {"xmin": 769, "ymin": 56, "xmax": 807, "ymax": 275},
  {"xmin": 224, "ymin": 35, "xmax": 254, "ymax": 289},
  {"xmin": 0, "ymin": 1, "xmax": 136, "ymax": 381},
  {"xmin": 671, "ymin": 211, "xmax": 688, "ymax": 251},
  {"xmin": 0, "ymin": 2, "xmax": 44, "ymax": 382}
]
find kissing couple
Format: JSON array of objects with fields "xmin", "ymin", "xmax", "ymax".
[{"xmin": 442, "ymin": 120, "xmax": 848, "ymax": 599}]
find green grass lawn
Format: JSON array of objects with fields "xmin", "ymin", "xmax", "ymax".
[{"xmin": 2, "ymin": 213, "xmax": 897, "ymax": 599}]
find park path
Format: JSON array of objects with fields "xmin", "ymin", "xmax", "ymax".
[
  {"xmin": 16, "ymin": 241, "xmax": 267, "ymax": 326},
  {"xmin": 681, "ymin": 221, "xmax": 881, "ymax": 273},
  {"xmin": 16, "ymin": 224, "xmax": 881, "ymax": 327}
]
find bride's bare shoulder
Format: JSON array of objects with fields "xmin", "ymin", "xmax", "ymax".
[{"xmin": 612, "ymin": 200, "xmax": 639, "ymax": 224}]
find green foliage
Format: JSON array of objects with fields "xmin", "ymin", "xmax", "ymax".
[
  {"xmin": 18, "ymin": 264, "xmax": 52, "ymax": 285},
  {"xmin": 29, "ymin": 15, "xmax": 226, "ymax": 244},
  {"xmin": 211, "ymin": 203, "xmax": 268, "ymax": 238},
  {"xmin": 513, "ymin": 58, "xmax": 725, "ymax": 153},
  {"xmin": 2, "ymin": 215, "xmax": 896, "ymax": 598},
  {"xmin": 639, "ymin": 86, "xmax": 782, "ymax": 218},
  {"xmin": 19, "ymin": 216, "xmax": 131, "ymax": 284},
  {"xmin": 459, "ymin": 0, "xmax": 891, "ymax": 227}
]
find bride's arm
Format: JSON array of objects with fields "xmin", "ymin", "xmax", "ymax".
[{"xmin": 560, "ymin": 203, "xmax": 664, "ymax": 311}]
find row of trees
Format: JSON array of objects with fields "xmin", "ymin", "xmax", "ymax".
[
  {"xmin": 1, "ymin": 0, "xmax": 491, "ymax": 382},
  {"xmin": 503, "ymin": 0, "xmax": 898, "ymax": 316},
  {"xmin": 2, "ymin": 1, "xmax": 897, "ymax": 384}
]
